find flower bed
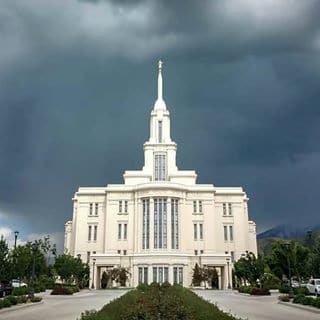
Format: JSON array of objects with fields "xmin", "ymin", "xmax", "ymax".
[
  {"xmin": 80, "ymin": 283, "xmax": 239, "ymax": 320},
  {"xmin": 0, "ymin": 295, "xmax": 42, "ymax": 310}
]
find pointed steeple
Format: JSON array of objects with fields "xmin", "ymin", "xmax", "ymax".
[{"xmin": 154, "ymin": 59, "xmax": 167, "ymax": 111}]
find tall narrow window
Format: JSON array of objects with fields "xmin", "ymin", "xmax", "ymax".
[
  {"xmin": 164, "ymin": 267, "xmax": 169, "ymax": 282},
  {"xmin": 229, "ymin": 225, "xmax": 233, "ymax": 242},
  {"xmin": 143, "ymin": 267, "xmax": 148, "ymax": 284},
  {"xmin": 89, "ymin": 203, "xmax": 93, "ymax": 215},
  {"xmin": 118, "ymin": 224, "xmax": 122, "ymax": 240},
  {"xmin": 223, "ymin": 203, "xmax": 227, "ymax": 215},
  {"xmin": 199, "ymin": 223, "xmax": 203, "ymax": 240},
  {"xmin": 158, "ymin": 120, "xmax": 162, "ymax": 143},
  {"xmin": 138, "ymin": 267, "xmax": 143, "ymax": 284},
  {"xmin": 228, "ymin": 203, "xmax": 232, "ymax": 215},
  {"xmin": 231, "ymin": 251, "xmax": 235, "ymax": 262},
  {"xmin": 87, "ymin": 251, "xmax": 90, "ymax": 264},
  {"xmin": 199, "ymin": 201, "xmax": 203, "ymax": 213},
  {"xmin": 193, "ymin": 201, "xmax": 197, "ymax": 213},
  {"xmin": 154, "ymin": 198, "xmax": 167, "ymax": 249},
  {"xmin": 154, "ymin": 154, "xmax": 166, "ymax": 181},
  {"xmin": 142, "ymin": 199, "xmax": 150, "ymax": 249},
  {"xmin": 178, "ymin": 267, "xmax": 183, "ymax": 285},
  {"xmin": 173, "ymin": 267, "xmax": 178, "ymax": 284},
  {"xmin": 88, "ymin": 225, "xmax": 92, "ymax": 241},
  {"xmin": 194, "ymin": 223, "xmax": 197, "ymax": 240},
  {"xmin": 119, "ymin": 201, "xmax": 122, "ymax": 213},
  {"xmin": 171, "ymin": 199, "xmax": 179, "ymax": 249},
  {"xmin": 153, "ymin": 267, "xmax": 157, "ymax": 282},
  {"xmin": 224, "ymin": 226, "xmax": 228, "ymax": 241},
  {"xmin": 124, "ymin": 223, "xmax": 127, "ymax": 240},
  {"xmin": 124, "ymin": 201, "xmax": 128, "ymax": 213},
  {"xmin": 95, "ymin": 203, "xmax": 98, "ymax": 215},
  {"xmin": 93, "ymin": 225, "xmax": 97, "ymax": 241}
]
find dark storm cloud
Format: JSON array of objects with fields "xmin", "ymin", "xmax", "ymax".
[{"xmin": 0, "ymin": 0, "xmax": 320, "ymax": 240}]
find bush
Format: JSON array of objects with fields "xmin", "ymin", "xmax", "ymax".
[
  {"xmin": 278, "ymin": 295, "xmax": 290, "ymax": 302},
  {"xmin": 311, "ymin": 297, "xmax": 320, "ymax": 309},
  {"xmin": 6, "ymin": 295, "xmax": 18, "ymax": 305},
  {"xmin": 238, "ymin": 286, "xmax": 253, "ymax": 294},
  {"xmin": 12, "ymin": 287, "xmax": 29, "ymax": 296},
  {"xmin": 294, "ymin": 287, "xmax": 309, "ymax": 295},
  {"xmin": 51, "ymin": 286, "xmax": 73, "ymax": 295},
  {"xmin": 79, "ymin": 284, "xmax": 238, "ymax": 320},
  {"xmin": 250, "ymin": 288, "xmax": 271, "ymax": 296},
  {"xmin": 16, "ymin": 295, "xmax": 28, "ymax": 304},
  {"xmin": 2, "ymin": 297, "xmax": 12, "ymax": 308},
  {"xmin": 30, "ymin": 296, "xmax": 42, "ymax": 303}
]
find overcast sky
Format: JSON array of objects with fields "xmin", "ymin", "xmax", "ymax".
[{"xmin": 1, "ymin": 0, "xmax": 320, "ymax": 250}]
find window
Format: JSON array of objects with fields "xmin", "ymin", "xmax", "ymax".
[
  {"xmin": 193, "ymin": 201, "xmax": 197, "ymax": 213},
  {"xmin": 144, "ymin": 267, "xmax": 148, "ymax": 284},
  {"xmin": 178, "ymin": 267, "xmax": 183, "ymax": 285},
  {"xmin": 93, "ymin": 225, "xmax": 97, "ymax": 241},
  {"xmin": 171, "ymin": 199, "xmax": 179, "ymax": 249},
  {"xmin": 229, "ymin": 226, "xmax": 233, "ymax": 241},
  {"xmin": 199, "ymin": 223, "xmax": 203, "ymax": 240},
  {"xmin": 119, "ymin": 201, "xmax": 122, "ymax": 213},
  {"xmin": 87, "ymin": 251, "xmax": 90, "ymax": 264},
  {"xmin": 193, "ymin": 223, "xmax": 197, "ymax": 240},
  {"xmin": 223, "ymin": 203, "xmax": 227, "ymax": 216},
  {"xmin": 153, "ymin": 267, "xmax": 157, "ymax": 282},
  {"xmin": 142, "ymin": 199, "xmax": 150, "ymax": 249},
  {"xmin": 173, "ymin": 267, "xmax": 178, "ymax": 284},
  {"xmin": 138, "ymin": 267, "xmax": 143, "ymax": 284},
  {"xmin": 124, "ymin": 201, "xmax": 128, "ymax": 213},
  {"xmin": 194, "ymin": 250, "xmax": 198, "ymax": 256},
  {"xmin": 228, "ymin": 203, "xmax": 232, "ymax": 215},
  {"xmin": 158, "ymin": 120, "xmax": 162, "ymax": 143},
  {"xmin": 124, "ymin": 223, "xmax": 127, "ymax": 240},
  {"xmin": 200, "ymin": 250, "xmax": 204, "ymax": 254},
  {"xmin": 231, "ymin": 251, "xmax": 234, "ymax": 262},
  {"xmin": 173, "ymin": 267, "xmax": 183, "ymax": 285},
  {"xmin": 117, "ymin": 250, "xmax": 121, "ymax": 254},
  {"xmin": 154, "ymin": 154, "xmax": 166, "ymax": 181},
  {"xmin": 224, "ymin": 226, "xmax": 228, "ymax": 241},
  {"xmin": 199, "ymin": 201, "xmax": 203, "ymax": 213},
  {"xmin": 152, "ymin": 266, "xmax": 168, "ymax": 284},
  {"xmin": 118, "ymin": 224, "xmax": 122, "ymax": 240},
  {"xmin": 123, "ymin": 250, "xmax": 127, "ymax": 255},
  {"xmin": 95, "ymin": 203, "xmax": 98, "ymax": 215},
  {"xmin": 88, "ymin": 225, "xmax": 92, "ymax": 241},
  {"xmin": 89, "ymin": 203, "xmax": 93, "ymax": 215},
  {"xmin": 154, "ymin": 198, "xmax": 167, "ymax": 249}
]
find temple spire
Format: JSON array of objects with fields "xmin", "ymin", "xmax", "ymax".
[
  {"xmin": 158, "ymin": 60, "xmax": 163, "ymax": 100},
  {"xmin": 154, "ymin": 59, "xmax": 166, "ymax": 110}
]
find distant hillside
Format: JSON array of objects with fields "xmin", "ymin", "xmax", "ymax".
[{"xmin": 257, "ymin": 224, "xmax": 320, "ymax": 256}]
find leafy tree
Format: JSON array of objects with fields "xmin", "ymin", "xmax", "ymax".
[
  {"xmin": 192, "ymin": 263, "xmax": 203, "ymax": 286},
  {"xmin": 0, "ymin": 236, "xmax": 12, "ymax": 281},
  {"xmin": 309, "ymin": 239, "xmax": 320, "ymax": 278},
  {"xmin": 54, "ymin": 254, "xmax": 89, "ymax": 287},
  {"xmin": 101, "ymin": 271, "xmax": 109, "ymax": 289},
  {"xmin": 267, "ymin": 240, "xmax": 310, "ymax": 281},
  {"xmin": 234, "ymin": 252, "xmax": 265, "ymax": 287}
]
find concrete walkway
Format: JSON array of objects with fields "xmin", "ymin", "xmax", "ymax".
[
  {"xmin": 195, "ymin": 290, "xmax": 320, "ymax": 320},
  {"xmin": 0, "ymin": 289, "xmax": 128, "ymax": 320}
]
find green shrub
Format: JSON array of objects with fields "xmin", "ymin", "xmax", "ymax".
[
  {"xmin": 278, "ymin": 295, "xmax": 290, "ymax": 302},
  {"xmin": 30, "ymin": 296, "xmax": 42, "ymax": 303},
  {"xmin": 51, "ymin": 286, "xmax": 73, "ymax": 295},
  {"xmin": 293, "ymin": 293, "xmax": 305, "ymax": 304},
  {"xmin": 0, "ymin": 300, "xmax": 4, "ymax": 309},
  {"xmin": 12, "ymin": 287, "xmax": 28, "ymax": 296},
  {"xmin": 6, "ymin": 295, "xmax": 18, "ymax": 305},
  {"xmin": 79, "ymin": 284, "xmax": 238, "ymax": 320},
  {"xmin": 311, "ymin": 297, "xmax": 320, "ymax": 309},
  {"xmin": 2, "ymin": 297, "xmax": 12, "ymax": 308},
  {"xmin": 294, "ymin": 287, "xmax": 309, "ymax": 295},
  {"xmin": 16, "ymin": 295, "xmax": 28, "ymax": 304},
  {"xmin": 238, "ymin": 286, "xmax": 253, "ymax": 294},
  {"xmin": 250, "ymin": 288, "xmax": 270, "ymax": 296}
]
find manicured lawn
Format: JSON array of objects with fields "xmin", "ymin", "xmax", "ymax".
[{"xmin": 80, "ymin": 283, "xmax": 239, "ymax": 320}]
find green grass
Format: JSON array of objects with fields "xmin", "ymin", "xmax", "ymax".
[{"xmin": 79, "ymin": 283, "xmax": 239, "ymax": 320}]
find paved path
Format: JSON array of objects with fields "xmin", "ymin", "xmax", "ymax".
[
  {"xmin": 195, "ymin": 290, "xmax": 320, "ymax": 320},
  {"xmin": 0, "ymin": 289, "xmax": 128, "ymax": 320}
]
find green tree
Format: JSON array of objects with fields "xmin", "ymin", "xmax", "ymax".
[
  {"xmin": 192, "ymin": 263, "xmax": 203, "ymax": 286},
  {"xmin": 0, "ymin": 236, "xmax": 12, "ymax": 281},
  {"xmin": 267, "ymin": 240, "xmax": 310, "ymax": 281}
]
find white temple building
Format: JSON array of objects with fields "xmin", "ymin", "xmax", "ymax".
[{"xmin": 64, "ymin": 60, "xmax": 257, "ymax": 289}]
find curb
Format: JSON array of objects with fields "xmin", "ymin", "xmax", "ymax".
[
  {"xmin": 0, "ymin": 301, "xmax": 44, "ymax": 314},
  {"xmin": 278, "ymin": 301, "xmax": 320, "ymax": 314}
]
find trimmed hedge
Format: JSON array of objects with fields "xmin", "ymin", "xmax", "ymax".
[
  {"xmin": 80, "ymin": 283, "xmax": 238, "ymax": 320},
  {"xmin": 238, "ymin": 286, "xmax": 270, "ymax": 295},
  {"xmin": 279, "ymin": 286, "xmax": 310, "ymax": 296},
  {"xmin": 293, "ymin": 294, "xmax": 320, "ymax": 308},
  {"xmin": 12, "ymin": 287, "xmax": 29, "ymax": 296}
]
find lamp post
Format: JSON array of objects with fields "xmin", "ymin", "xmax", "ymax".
[
  {"xmin": 91, "ymin": 258, "xmax": 96, "ymax": 289},
  {"xmin": 14, "ymin": 231, "xmax": 19, "ymax": 249},
  {"xmin": 226, "ymin": 258, "xmax": 231, "ymax": 289},
  {"xmin": 28, "ymin": 243, "xmax": 37, "ymax": 299},
  {"xmin": 285, "ymin": 242, "xmax": 294, "ymax": 299}
]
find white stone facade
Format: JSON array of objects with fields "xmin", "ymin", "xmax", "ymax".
[{"xmin": 64, "ymin": 61, "xmax": 257, "ymax": 289}]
